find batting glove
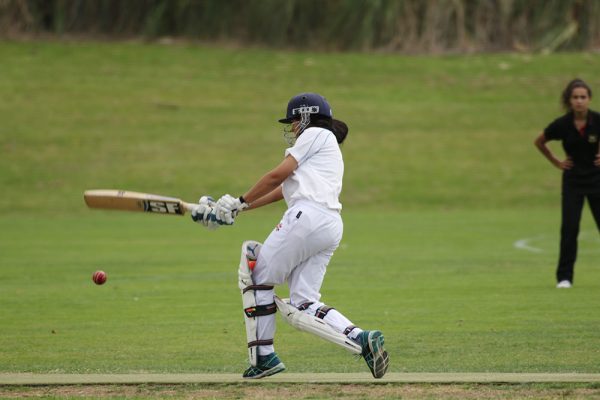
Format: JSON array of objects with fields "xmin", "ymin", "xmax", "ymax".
[
  {"xmin": 191, "ymin": 196, "xmax": 221, "ymax": 230},
  {"xmin": 215, "ymin": 194, "xmax": 249, "ymax": 225}
]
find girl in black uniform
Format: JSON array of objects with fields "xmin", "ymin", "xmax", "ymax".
[{"xmin": 534, "ymin": 78, "xmax": 600, "ymax": 288}]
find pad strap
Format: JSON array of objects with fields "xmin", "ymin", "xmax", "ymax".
[
  {"xmin": 244, "ymin": 302, "xmax": 277, "ymax": 318},
  {"xmin": 297, "ymin": 302, "xmax": 314, "ymax": 311},
  {"xmin": 315, "ymin": 305, "xmax": 335, "ymax": 319},
  {"xmin": 343, "ymin": 325, "xmax": 357, "ymax": 336},
  {"xmin": 248, "ymin": 339, "xmax": 274, "ymax": 348},
  {"xmin": 243, "ymin": 284, "xmax": 274, "ymax": 294}
]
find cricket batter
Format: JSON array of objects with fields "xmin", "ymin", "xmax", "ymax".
[{"xmin": 191, "ymin": 93, "xmax": 389, "ymax": 379}]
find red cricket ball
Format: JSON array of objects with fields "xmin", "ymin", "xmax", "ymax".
[{"xmin": 92, "ymin": 270, "xmax": 107, "ymax": 285}]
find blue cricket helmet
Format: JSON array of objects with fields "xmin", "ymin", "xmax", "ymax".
[{"xmin": 278, "ymin": 93, "xmax": 333, "ymax": 123}]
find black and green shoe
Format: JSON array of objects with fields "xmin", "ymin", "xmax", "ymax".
[
  {"xmin": 356, "ymin": 330, "xmax": 389, "ymax": 378},
  {"xmin": 242, "ymin": 352, "xmax": 286, "ymax": 379}
]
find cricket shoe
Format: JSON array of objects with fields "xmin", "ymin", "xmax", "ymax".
[
  {"xmin": 556, "ymin": 280, "xmax": 572, "ymax": 288},
  {"xmin": 242, "ymin": 352, "xmax": 286, "ymax": 379},
  {"xmin": 356, "ymin": 330, "xmax": 389, "ymax": 378}
]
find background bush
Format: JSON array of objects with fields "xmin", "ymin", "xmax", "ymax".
[{"xmin": 2, "ymin": 0, "xmax": 600, "ymax": 53}]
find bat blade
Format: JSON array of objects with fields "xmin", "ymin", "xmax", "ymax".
[{"xmin": 84, "ymin": 189, "xmax": 194, "ymax": 216}]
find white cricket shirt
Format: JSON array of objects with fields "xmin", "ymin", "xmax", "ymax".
[{"xmin": 282, "ymin": 127, "xmax": 343, "ymax": 211}]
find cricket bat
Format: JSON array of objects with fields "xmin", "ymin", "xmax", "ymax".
[{"xmin": 84, "ymin": 189, "xmax": 195, "ymax": 216}]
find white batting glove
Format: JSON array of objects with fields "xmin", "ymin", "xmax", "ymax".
[
  {"xmin": 191, "ymin": 196, "xmax": 221, "ymax": 230},
  {"xmin": 215, "ymin": 194, "xmax": 249, "ymax": 225},
  {"xmin": 204, "ymin": 210, "xmax": 221, "ymax": 230}
]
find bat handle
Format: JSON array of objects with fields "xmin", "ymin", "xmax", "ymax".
[{"xmin": 182, "ymin": 202, "xmax": 197, "ymax": 213}]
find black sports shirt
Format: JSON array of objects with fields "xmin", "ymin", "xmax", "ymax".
[{"xmin": 544, "ymin": 110, "xmax": 600, "ymax": 193}]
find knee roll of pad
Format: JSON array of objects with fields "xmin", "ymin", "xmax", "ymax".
[{"xmin": 239, "ymin": 240, "xmax": 276, "ymax": 366}]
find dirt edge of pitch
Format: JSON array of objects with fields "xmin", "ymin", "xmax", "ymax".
[{"xmin": 2, "ymin": 373, "xmax": 600, "ymax": 385}]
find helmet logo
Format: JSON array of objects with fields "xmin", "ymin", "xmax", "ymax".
[{"xmin": 292, "ymin": 106, "xmax": 319, "ymax": 116}]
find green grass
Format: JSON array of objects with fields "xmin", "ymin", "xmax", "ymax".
[
  {"xmin": 1, "ymin": 210, "xmax": 600, "ymax": 373},
  {"xmin": 3, "ymin": 41, "xmax": 600, "ymax": 212},
  {"xmin": 1, "ymin": 41, "xmax": 600, "ymax": 377}
]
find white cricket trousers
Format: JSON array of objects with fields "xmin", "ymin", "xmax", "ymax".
[{"xmin": 252, "ymin": 200, "xmax": 356, "ymax": 355}]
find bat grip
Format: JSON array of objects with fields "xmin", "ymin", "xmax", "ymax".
[{"xmin": 182, "ymin": 202, "xmax": 197, "ymax": 213}]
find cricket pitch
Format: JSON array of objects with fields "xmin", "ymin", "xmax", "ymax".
[{"xmin": 2, "ymin": 372, "xmax": 600, "ymax": 385}]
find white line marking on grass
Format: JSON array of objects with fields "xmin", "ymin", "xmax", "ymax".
[
  {"xmin": 2, "ymin": 373, "xmax": 600, "ymax": 385},
  {"xmin": 514, "ymin": 237, "xmax": 543, "ymax": 253},
  {"xmin": 514, "ymin": 230, "xmax": 600, "ymax": 254}
]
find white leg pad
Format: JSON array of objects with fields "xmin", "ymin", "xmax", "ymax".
[
  {"xmin": 240, "ymin": 240, "xmax": 275, "ymax": 367},
  {"xmin": 274, "ymin": 296, "xmax": 362, "ymax": 355}
]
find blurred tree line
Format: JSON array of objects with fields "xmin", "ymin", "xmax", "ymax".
[{"xmin": 1, "ymin": 0, "xmax": 600, "ymax": 53}]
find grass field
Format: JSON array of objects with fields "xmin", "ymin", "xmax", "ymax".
[{"xmin": 2, "ymin": 40, "xmax": 600, "ymax": 398}]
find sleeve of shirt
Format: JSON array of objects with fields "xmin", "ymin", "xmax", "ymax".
[
  {"xmin": 543, "ymin": 118, "xmax": 564, "ymax": 141},
  {"xmin": 284, "ymin": 129, "xmax": 328, "ymax": 165}
]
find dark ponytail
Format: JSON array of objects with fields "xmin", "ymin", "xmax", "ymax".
[
  {"xmin": 306, "ymin": 116, "xmax": 349, "ymax": 144},
  {"xmin": 331, "ymin": 119, "xmax": 348, "ymax": 144}
]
